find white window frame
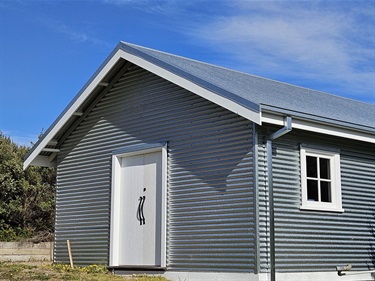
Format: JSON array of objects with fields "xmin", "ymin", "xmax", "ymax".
[{"xmin": 300, "ymin": 145, "xmax": 343, "ymax": 212}]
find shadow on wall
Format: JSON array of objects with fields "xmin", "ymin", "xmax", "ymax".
[{"xmin": 59, "ymin": 66, "xmax": 255, "ymax": 208}]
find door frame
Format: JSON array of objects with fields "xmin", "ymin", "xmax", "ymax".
[{"xmin": 109, "ymin": 142, "xmax": 167, "ymax": 267}]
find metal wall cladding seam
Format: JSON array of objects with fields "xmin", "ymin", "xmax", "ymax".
[
  {"xmin": 257, "ymin": 126, "xmax": 375, "ymax": 273},
  {"xmin": 55, "ymin": 64, "xmax": 256, "ymax": 272},
  {"xmin": 256, "ymin": 138, "xmax": 270, "ymax": 273}
]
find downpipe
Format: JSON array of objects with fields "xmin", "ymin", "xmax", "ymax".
[{"xmin": 267, "ymin": 116, "xmax": 292, "ymax": 281}]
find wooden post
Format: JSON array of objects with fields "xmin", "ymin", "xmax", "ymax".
[{"xmin": 66, "ymin": 240, "xmax": 74, "ymax": 269}]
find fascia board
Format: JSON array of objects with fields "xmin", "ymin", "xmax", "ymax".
[
  {"xmin": 118, "ymin": 49, "xmax": 261, "ymax": 124},
  {"xmin": 23, "ymin": 49, "xmax": 124, "ymax": 169},
  {"xmin": 262, "ymin": 111, "xmax": 375, "ymax": 144},
  {"xmin": 24, "ymin": 46, "xmax": 261, "ymax": 169}
]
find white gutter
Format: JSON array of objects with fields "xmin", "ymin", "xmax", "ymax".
[{"xmin": 262, "ymin": 111, "xmax": 375, "ymax": 144}]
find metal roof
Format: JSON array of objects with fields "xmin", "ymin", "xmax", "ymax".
[
  {"xmin": 120, "ymin": 42, "xmax": 374, "ymax": 131},
  {"xmin": 24, "ymin": 42, "xmax": 375, "ymax": 169}
]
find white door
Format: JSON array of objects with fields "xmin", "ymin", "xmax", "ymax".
[{"xmin": 118, "ymin": 151, "xmax": 162, "ymax": 266}]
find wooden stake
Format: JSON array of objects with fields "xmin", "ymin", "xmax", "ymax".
[{"xmin": 67, "ymin": 240, "xmax": 74, "ymax": 269}]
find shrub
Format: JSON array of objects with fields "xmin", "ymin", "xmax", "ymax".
[{"xmin": 0, "ymin": 132, "xmax": 55, "ymax": 241}]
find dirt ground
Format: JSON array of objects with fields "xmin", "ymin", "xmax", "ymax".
[{"xmin": 0, "ymin": 261, "xmax": 168, "ymax": 281}]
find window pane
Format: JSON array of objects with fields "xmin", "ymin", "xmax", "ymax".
[
  {"xmin": 321, "ymin": 181, "xmax": 332, "ymax": 202},
  {"xmin": 320, "ymin": 158, "xmax": 331, "ymax": 179},
  {"xmin": 307, "ymin": 180, "xmax": 319, "ymax": 201},
  {"xmin": 306, "ymin": 156, "xmax": 317, "ymax": 178}
]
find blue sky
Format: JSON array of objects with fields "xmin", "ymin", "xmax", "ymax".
[{"xmin": 0, "ymin": 0, "xmax": 374, "ymax": 146}]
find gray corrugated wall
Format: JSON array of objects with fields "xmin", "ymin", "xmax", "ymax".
[
  {"xmin": 55, "ymin": 64, "xmax": 256, "ymax": 272},
  {"xmin": 257, "ymin": 126, "xmax": 375, "ymax": 273},
  {"xmin": 257, "ymin": 131, "xmax": 270, "ymax": 273}
]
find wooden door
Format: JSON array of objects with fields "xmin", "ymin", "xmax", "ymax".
[{"xmin": 118, "ymin": 151, "xmax": 162, "ymax": 266}]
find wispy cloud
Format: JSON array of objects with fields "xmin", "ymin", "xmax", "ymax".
[
  {"xmin": 53, "ymin": 0, "xmax": 375, "ymax": 103},
  {"xmin": 103, "ymin": 0, "xmax": 374, "ymax": 103},
  {"xmin": 102, "ymin": 0, "xmax": 184, "ymax": 15},
  {"xmin": 190, "ymin": 1, "xmax": 375, "ymax": 102},
  {"xmin": 39, "ymin": 18, "xmax": 111, "ymax": 47}
]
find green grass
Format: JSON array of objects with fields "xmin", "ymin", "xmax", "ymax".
[{"xmin": 0, "ymin": 262, "xmax": 169, "ymax": 281}]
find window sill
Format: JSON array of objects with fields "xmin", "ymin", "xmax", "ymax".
[{"xmin": 300, "ymin": 205, "xmax": 344, "ymax": 213}]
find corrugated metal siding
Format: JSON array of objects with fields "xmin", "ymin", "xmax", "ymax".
[
  {"xmin": 55, "ymin": 64, "xmax": 256, "ymax": 272},
  {"xmin": 257, "ymin": 137, "xmax": 270, "ymax": 273},
  {"xmin": 257, "ymin": 127, "xmax": 375, "ymax": 273}
]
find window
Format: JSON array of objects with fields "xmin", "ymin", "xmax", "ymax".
[{"xmin": 300, "ymin": 145, "xmax": 343, "ymax": 212}]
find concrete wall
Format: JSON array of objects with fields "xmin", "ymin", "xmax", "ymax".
[{"xmin": 0, "ymin": 242, "xmax": 53, "ymax": 262}]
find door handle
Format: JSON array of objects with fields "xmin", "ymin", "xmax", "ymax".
[
  {"xmin": 138, "ymin": 196, "xmax": 143, "ymax": 225},
  {"xmin": 140, "ymin": 196, "xmax": 146, "ymax": 225},
  {"xmin": 138, "ymin": 196, "xmax": 146, "ymax": 225}
]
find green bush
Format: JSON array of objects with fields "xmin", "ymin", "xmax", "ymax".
[
  {"xmin": 0, "ymin": 132, "xmax": 55, "ymax": 241},
  {"xmin": 0, "ymin": 226, "xmax": 32, "ymax": 241}
]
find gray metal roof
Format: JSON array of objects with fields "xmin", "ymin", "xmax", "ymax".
[
  {"xmin": 24, "ymin": 42, "xmax": 374, "ymax": 168},
  {"xmin": 120, "ymin": 42, "xmax": 374, "ymax": 131}
]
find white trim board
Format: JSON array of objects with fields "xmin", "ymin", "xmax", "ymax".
[
  {"xmin": 24, "ymin": 43, "xmax": 374, "ymax": 170},
  {"xmin": 118, "ymin": 49, "xmax": 261, "ymax": 124},
  {"xmin": 23, "ymin": 47, "xmax": 260, "ymax": 169},
  {"xmin": 262, "ymin": 111, "xmax": 375, "ymax": 144},
  {"xmin": 23, "ymin": 50, "xmax": 124, "ymax": 169}
]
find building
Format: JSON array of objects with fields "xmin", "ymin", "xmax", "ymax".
[{"xmin": 24, "ymin": 42, "xmax": 375, "ymax": 281}]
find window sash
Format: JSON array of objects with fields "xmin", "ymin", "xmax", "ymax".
[
  {"xmin": 305, "ymin": 154, "xmax": 333, "ymax": 203},
  {"xmin": 300, "ymin": 146, "xmax": 343, "ymax": 212}
]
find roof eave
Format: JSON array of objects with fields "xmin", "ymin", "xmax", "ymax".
[
  {"xmin": 24, "ymin": 43, "xmax": 261, "ymax": 169},
  {"xmin": 23, "ymin": 45, "xmax": 127, "ymax": 169},
  {"xmin": 25, "ymin": 42, "xmax": 373, "ymax": 170},
  {"xmin": 261, "ymin": 106, "xmax": 375, "ymax": 144}
]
